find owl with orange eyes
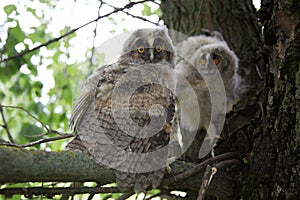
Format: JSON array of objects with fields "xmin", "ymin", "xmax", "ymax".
[
  {"xmin": 67, "ymin": 28, "xmax": 177, "ymax": 193},
  {"xmin": 175, "ymin": 34, "xmax": 241, "ymax": 161}
]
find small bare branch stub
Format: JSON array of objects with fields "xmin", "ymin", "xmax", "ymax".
[{"xmin": 197, "ymin": 165, "xmax": 217, "ymax": 200}]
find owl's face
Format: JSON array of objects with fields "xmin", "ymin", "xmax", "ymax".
[
  {"xmin": 120, "ymin": 28, "xmax": 175, "ymax": 66},
  {"xmin": 191, "ymin": 42, "xmax": 237, "ymax": 78}
]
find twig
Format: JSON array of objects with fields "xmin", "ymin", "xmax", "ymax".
[
  {"xmin": 148, "ymin": 0, "xmax": 160, "ymax": 6},
  {"xmin": 196, "ymin": 159, "xmax": 242, "ymax": 200},
  {"xmin": 163, "ymin": 152, "xmax": 240, "ymax": 185},
  {"xmin": 0, "ymin": 105, "xmax": 74, "ymax": 147},
  {"xmin": 0, "ymin": 103, "xmax": 14, "ymax": 143},
  {"xmin": 119, "ymin": 9, "xmax": 159, "ymax": 26},
  {"xmin": 0, "ymin": 0, "xmax": 153, "ymax": 64},
  {"xmin": 205, "ymin": 0, "xmax": 214, "ymax": 36},
  {"xmin": 145, "ymin": 192, "xmax": 161, "ymax": 200},
  {"xmin": 0, "ymin": 133, "xmax": 74, "ymax": 148},
  {"xmin": 0, "ymin": 105, "xmax": 69, "ymax": 136},
  {"xmin": 87, "ymin": 193, "xmax": 95, "ymax": 200},
  {"xmin": 102, "ymin": 194, "xmax": 113, "ymax": 200},
  {"xmin": 0, "ymin": 186, "xmax": 121, "ymax": 199},
  {"xmin": 90, "ymin": 1, "xmax": 104, "ymax": 66},
  {"xmin": 189, "ymin": 0, "xmax": 204, "ymax": 35},
  {"xmin": 197, "ymin": 165, "xmax": 217, "ymax": 200},
  {"xmin": 1, "ymin": 105, "xmax": 51, "ymax": 133},
  {"xmin": 103, "ymin": 2, "xmax": 159, "ymax": 26},
  {"xmin": 214, "ymin": 159, "xmax": 242, "ymax": 169},
  {"xmin": 116, "ymin": 191, "xmax": 135, "ymax": 200}
]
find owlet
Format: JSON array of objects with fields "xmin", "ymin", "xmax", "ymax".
[{"xmin": 67, "ymin": 28, "xmax": 177, "ymax": 192}]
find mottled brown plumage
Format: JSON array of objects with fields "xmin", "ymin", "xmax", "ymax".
[{"xmin": 67, "ymin": 28, "xmax": 176, "ymax": 192}]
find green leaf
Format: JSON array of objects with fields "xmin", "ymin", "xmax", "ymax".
[
  {"xmin": 142, "ymin": 3, "xmax": 152, "ymax": 16},
  {"xmin": 32, "ymin": 81, "xmax": 43, "ymax": 98},
  {"xmin": 19, "ymin": 123, "xmax": 44, "ymax": 142},
  {"xmin": 3, "ymin": 4, "xmax": 16, "ymax": 15},
  {"xmin": 27, "ymin": 23, "xmax": 47, "ymax": 43},
  {"xmin": 4, "ymin": 23, "xmax": 27, "ymax": 76},
  {"xmin": 26, "ymin": 7, "xmax": 36, "ymax": 16},
  {"xmin": 153, "ymin": 8, "xmax": 162, "ymax": 17},
  {"xmin": 29, "ymin": 102, "xmax": 44, "ymax": 115}
]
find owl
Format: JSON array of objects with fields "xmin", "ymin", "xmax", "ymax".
[
  {"xmin": 175, "ymin": 34, "xmax": 241, "ymax": 161},
  {"xmin": 67, "ymin": 28, "xmax": 176, "ymax": 192}
]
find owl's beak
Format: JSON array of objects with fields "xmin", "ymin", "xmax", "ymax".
[
  {"xmin": 202, "ymin": 59, "xmax": 218, "ymax": 75},
  {"xmin": 149, "ymin": 49, "xmax": 154, "ymax": 62}
]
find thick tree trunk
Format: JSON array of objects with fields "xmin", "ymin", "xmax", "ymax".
[
  {"xmin": 161, "ymin": 0, "xmax": 300, "ymax": 199},
  {"xmin": 245, "ymin": 0, "xmax": 300, "ymax": 199}
]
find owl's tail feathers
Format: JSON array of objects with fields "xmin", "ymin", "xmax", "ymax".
[
  {"xmin": 116, "ymin": 172, "xmax": 135, "ymax": 192},
  {"xmin": 116, "ymin": 170, "xmax": 165, "ymax": 193},
  {"xmin": 134, "ymin": 170, "xmax": 164, "ymax": 193}
]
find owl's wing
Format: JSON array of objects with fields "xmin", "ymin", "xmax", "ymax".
[
  {"xmin": 69, "ymin": 66, "xmax": 104, "ymax": 131},
  {"xmin": 68, "ymin": 62, "xmax": 132, "ymax": 151},
  {"xmin": 69, "ymin": 62, "xmax": 131, "ymax": 131}
]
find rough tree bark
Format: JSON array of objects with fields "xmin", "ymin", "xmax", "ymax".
[
  {"xmin": 161, "ymin": 0, "xmax": 300, "ymax": 199},
  {"xmin": 246, "ymin": 0, "xmax": 300, "ymax": 199}
]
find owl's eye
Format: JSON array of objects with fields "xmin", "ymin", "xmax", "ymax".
[
  {"xmin": 156, "ymin": 46, "xmax": 163, "ymax": 53},
  {"xmin": 137, "ymin": 46, "xmax": 145, "ymax": 53},
  {"xmin": 201, "ymin": 59, "xmax": 206, "ymax": 65},
  {"xmin": 213, "ymin": 58, "xmax": 220, "ymax": 65}
]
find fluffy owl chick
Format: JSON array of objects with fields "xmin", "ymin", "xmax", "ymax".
[
  {"xmin": 176, "ymin": 35, "xmax": 222, "ymax": 60},
  {"xmin": 175, "ymin": 35, "xmax": 241, "ymax": 161},
  {"xmin": 67, "ymin": 28, "xmax": 176, "ymax": 192}
]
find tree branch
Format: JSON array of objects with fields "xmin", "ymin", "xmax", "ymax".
[
  {"xmin": 0, "ymin": 146, "xmax": 240, "ymax": 199},
  {"xmin": 0, "ymin": 134, "xmax": 74, "ymax": 148},
  {"xmin": 162, "ymin": 152, "xmax": 240, "ymax": 185},
  {"xmin": 0, "ymin": 187, "xmax": 121, "ymax": 199},
  {"xmin": 0, "ymin": 103, "xmax": 14, "ymax": 143},
  {"xmin": 0, "ymin": 146, "xmax": 114, "ymax": 184}
]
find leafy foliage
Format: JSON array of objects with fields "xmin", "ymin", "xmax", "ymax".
[{"xmin": 0, "ymin": 1, "xmax": 78, "ymax": 151}]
